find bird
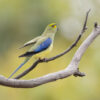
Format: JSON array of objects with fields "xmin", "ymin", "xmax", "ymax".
[{"xmin": 8, "ymin": 23, "xmax": 57, "ymax": 78}]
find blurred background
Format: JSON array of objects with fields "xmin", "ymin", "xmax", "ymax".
[{"xmin": 0, "ymin": 0, "xmax": 100, "ymax": 100}]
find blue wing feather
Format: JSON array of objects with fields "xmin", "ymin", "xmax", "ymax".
[
  {"xmin": 19, "ymin": 38, "xmax": 52, "ymax": 57},
  {"xmin": 34, "ymin": 38, "xmax": 52, "ymax": 52}
]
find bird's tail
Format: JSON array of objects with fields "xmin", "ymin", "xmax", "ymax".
[{"xmin": 8, "ymin": 57, "xmax": 31, "ymax": 79}]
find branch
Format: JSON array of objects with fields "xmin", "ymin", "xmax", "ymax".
[
  {"xmin": 14, "ymin": 9, "xmax": 90, "ymax": 79},
  {"xmin": 0, "ymin": 23, "xmax": 100, "ymax": 88}
]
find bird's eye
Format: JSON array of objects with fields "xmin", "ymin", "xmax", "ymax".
[{"xmin": 51, "ymin": 25, "xmax": 56, "ymax": 28}]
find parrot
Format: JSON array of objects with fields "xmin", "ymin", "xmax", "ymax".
[{"xmin": 8, "ymin": 23, "xmax": 57, "ymax": 78}]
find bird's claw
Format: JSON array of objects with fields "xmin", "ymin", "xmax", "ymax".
[{"xmin": 39, "ymin": 58, "xmax": 47, "ymax": 62}]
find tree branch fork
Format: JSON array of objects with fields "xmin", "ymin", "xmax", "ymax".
[{"xmin": 0, "ymin": 10, "xmax": 100, "ymax": 88}]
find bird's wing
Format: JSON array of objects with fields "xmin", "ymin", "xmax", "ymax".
[
  {"xmin": 19, "ymin": 37, "xmax": 52, "ymax": 57},
  {"xmin": 19, "ymin": 36, "xmax": 41, "ymax": 49}
]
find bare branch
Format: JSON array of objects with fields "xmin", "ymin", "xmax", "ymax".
[
  {"xmin": 0, "ymin": 23, "xmax": 100, "ymax": 88},
  {"xmin": 14, "ymin": 10, "xmax": 90, "ymax": 79}
]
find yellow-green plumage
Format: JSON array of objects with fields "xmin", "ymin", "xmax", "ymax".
[
  {"xmin": 9, "ymin": 23, "xmax": 57, "ymax": 78},
  {"xmin": 20, "ymin": 23, "xmax": 57, "ymax": 58}
]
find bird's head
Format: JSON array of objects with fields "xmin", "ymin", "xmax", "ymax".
[
  {"xmin": 48, "ymin": 23, "xmax": 57, "ymax": 29},
  {"xmin": 43, "ymin": 23, "xmax": 58, "ymax": 35},
  {"xmin": 48, "ymin": 23, "xmax": 57, "ymax": 32}
]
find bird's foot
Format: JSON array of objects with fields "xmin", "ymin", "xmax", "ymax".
[{"xmin": 39, "ymin": 58, "xmax": 48, "ymax": 62}]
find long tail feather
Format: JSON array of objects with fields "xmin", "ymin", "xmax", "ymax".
[{"xmin": 8, "ymin": 57, "xmax": 30, "ymax": 79}]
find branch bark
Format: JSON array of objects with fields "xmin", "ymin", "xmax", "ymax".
[
  {"xmin": 0, "ymin": 22, "xmax": 100, "ymax": 88},
  {"xmin": 0, "ymin": 10, "xmax": 100, "ymax": 88}
]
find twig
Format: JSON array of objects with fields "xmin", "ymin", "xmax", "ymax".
[{"xmin": 14, "ymin": 9, "xmax": 90, "ymax": 79}]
